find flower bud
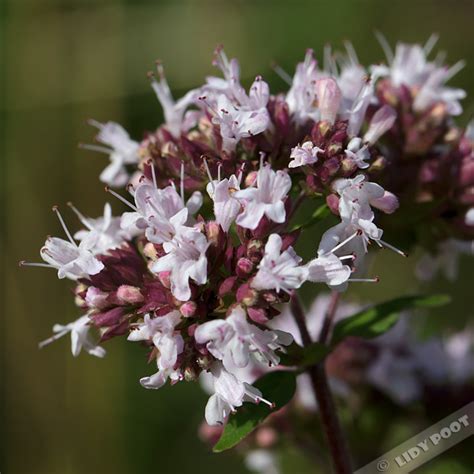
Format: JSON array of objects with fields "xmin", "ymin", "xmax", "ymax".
[
  {"xmin": 326, "ymin": 143, "xmax": 342, "ymax": 157},
  {"xmin": 340, "ymin": 157, "xmax": 357, "ymax": 176},
  {"xmin": 236, "ymin": 283, "xmax": 258, "ymax": 306},
  {"xmin": 247, "ymin": 239, "xmax": 264, "ymax": 262},
  {"xmin": 364, "ymin": 105, "xmax": 396, "ymax": 144},
  {"xmin": 315, "ymin": 78, "xmax": 342, "ymax": 124},
  {"xmin": 261, "ymin": 291, "xmax": 278, "ymax": 304},
  {"xmin": 117, "ymin": 285, "xmax": 144, "ymax": 304},
  {"xmin": 197, "ymin": 355, "xmax": 213, "ymax": 370},
  {"xmin": 158, "ymin": 271, "xmax": 171, "ymax": 289},
  {"xmin": 247, "ymin": 306, "xmax": 269, "ymax": 324},
  {"xmin": 143, "ymin": 242, "xmax": 158, "ymax": 260},
  {"xmin": 326, "ymin": 194, "xmax": 340, "ymax": 215},
  {"xmin": 184, "ymin": 366, "xmax": 198, "ymax": 382},
  {"xmin": 180, "ymin": 301, "xmax": 197, "ymax": 318},
  {"xmin": 206, "ymin": 221, "xmax": 222, "ymax": 245},
  {"xmin": 371, "ymin": 191, "xmax": 399, "ymax": 214},
  {"xmin": 85, "ymin": 286, "xmax": 109, "ymax": 310},
  {"xmin": 161, "ymin": 141, "xmax": 179, "ymax": 159},
  {"xmin": 236, "ymin": 257, "xmax": 254, "ymax": 277},
  {"xmin": 368, "ymin": 156, "xmax": 387, "ymax": 173},
  {"xmin": 245, "ymin": 171, "xmax": 258, "ymax": 187},
  {"xmin": 219, "ymin": 276, "xmax": 238, "ymax": 297}
]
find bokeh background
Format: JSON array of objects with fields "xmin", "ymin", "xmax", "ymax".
[{"xmin": 1, "ymin": 0, "xmax": 474, "ymax": 473}]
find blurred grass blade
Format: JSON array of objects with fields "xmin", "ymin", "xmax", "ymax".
[{"xmin": 331, "ymin": 294, "xmax": 451, "ymax": 345}]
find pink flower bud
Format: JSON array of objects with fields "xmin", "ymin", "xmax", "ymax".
[
  {"xmin": 247, "ymin": 306, "xmax": 269, "ymax": 324},
  {"xmin": 117, "ymin": 285, "xmax": 144, "ymax": 304},
  {"xmin": 236, "ymin": 257, "xmax": 254, "ymax": 277},
  {"xmin": 315, "ymin": 78, "xmax": 342, "ymax": 125},
  {"xmin": 218, "ymin": 276, "xmax": 238, "ymax": 297},
  {"xmin": 85, "ymin": 286, "xmax": 109, "ymax": 310},
  {"xmin": 370, "ymin": 191, "xmax": 399, "ymax": 214},
  {"xmin": 158, "ymin": 271, "xmax": 171, "ymax": 289},
  {"xmin": 206, "ymin": 221, "xmax": 222, "ymax": 245},
  {"xmin": 326, "ymin": 194, "xmax": 340, "ymax": 215},
  {"xmin": 364, "ymin": 105, "xmax": 396, "ymax": 144},
  {"xmin": 187, "ymin": 323, "xmax": 198, "ymax": 337},
  {"xmin": 236, "ymin": 283, "xmax": 258, "ymax": 306},
  {"xmin": 180, "ymin": 301, "xmax": 197, "ymax": 318}
]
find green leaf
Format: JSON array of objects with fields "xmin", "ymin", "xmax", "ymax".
[
  {"xmin": 213, "ymin": 371, "xmax": 297, "ymax": 452},
  {"xmin": 331, "ymin": 294, "xmax": 451, "ymax": 345},
  {"xmin": 291, "ymin": 203, "xmax": 330, "ymax": 231},
  {"xmin": 279, "ymin": 341, "xmax": 330, "ymax": 368}
]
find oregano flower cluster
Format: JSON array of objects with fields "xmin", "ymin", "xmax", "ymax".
[{"xmin": 22, "ymin": 36, "xmax": 473, "ymax": 438}]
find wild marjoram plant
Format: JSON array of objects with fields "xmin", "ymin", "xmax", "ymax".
[{"xmin": 21, "ymin": 36, "xmax": 473, "ymax": 473}]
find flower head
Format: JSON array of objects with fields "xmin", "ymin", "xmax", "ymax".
[
  {"xmin": 128, "ymin": 311, "xmax": 184, "ymax": 388},
  {"xmin": 234, "ymin": 163, "xmax": 291, "ymax": 230},
  {"xmin": 288, "ymin": 141, "xmax": 323, "ymax": 168},
  {"xmin": 39, "ymin": 315, "xmax": 106, "ymax": 358},
  {"xmin": 84, "ymin": 121, "xmax": 139, "ymax": 187},
  {"xmin": 251, "ymin": 234, "xmax": 306, "ymax": 293},
  {"xmin": 151, "ymin": 62, "xmax": 201, "ymax": 137},
  {"xmin": 151, "ymin": 226, "xmax": 209, "ymax": 301}
]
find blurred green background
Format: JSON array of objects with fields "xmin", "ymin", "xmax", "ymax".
[{"xmin": 1, "ymin": 1, "xmax": 473, "ymax": 473}]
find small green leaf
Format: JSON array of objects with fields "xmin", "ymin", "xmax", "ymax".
[
  {"xmin": 331, "ymin": 294, "xmax": 451, "ymax": 345},
  {"xmin": 291, "ymin": 203, "xmax": 330, "ymax": 231},
  {"xmin": 213, "ymin": 371, "xmax": 297, "ymax": 452},
  {"xmin": 279, "ymin": 342, "xmax": 330, "ymax": 368}
]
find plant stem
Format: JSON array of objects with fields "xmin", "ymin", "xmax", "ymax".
[{"xmin": 290, "ymin": 292, "xmax": 353, "ymax": 474}]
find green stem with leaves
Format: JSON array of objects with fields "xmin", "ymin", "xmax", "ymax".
[{"xmin": 290, "ymin": 291, "xmax": 353, "ymax": 474}]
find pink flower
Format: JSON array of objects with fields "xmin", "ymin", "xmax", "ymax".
[
  {"xmin": 234, "ymin": 163, "xmax": 291, "ymax": 230},
  {"xmin": 288, "ymin": 141, "xmax": 323, "ymax": 168},
  {"xmin": 251, "ymin": 234, "xmax": 307, "ymax": 293}
]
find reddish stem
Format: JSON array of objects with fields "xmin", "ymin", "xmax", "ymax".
[{"xmin": 290, "ymin": 292, "xmax": 352, "ymax": 474}]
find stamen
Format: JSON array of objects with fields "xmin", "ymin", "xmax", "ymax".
[
  {"xmin": 78, "ymin": 143, "xmax": 112, "ymax": 155},
  {"xmin": 38, "ymin": 328, "xmax": 70, "ymax": 349},
  {"xmin": 379, "ymin": 239, "xmax": 408, "ymax": 257},
  {"xmin": 198, "ymin": 96, "xmax": 219, "ymax": 116},
  {"xmin": 349, "ymin": 277, "xmax": 380, "ymax": 283},
  {"xmin": 67, "ymin": 202, "xmax": 93, "ymax": 230},
  {"xmin": 19, "ymin": 261, "xmax": 53, "ymax": 269},
  {"xmin": 202, "ymin": 157, "xmax": 215, "ymax": 192},
  {"xmin": 444, "ymin": 60, "xmax": 466, "ymax": 82},
  {"xmin": 52, "ymin": 206, "xmax": 77, "ymax": 247},
  {"xmin": 375, "ymin": 31, "xmax": 394, "ymax": 64},
  {"xmin": 105, "ymin": 186, "xmax": 138, "ymax": 211},
  {"xmin": 339, "ymin": 254, "xmax": 356, "ymax": 261},
  {"xmin": 237, "ymin": 162, "xmax": 246, "ymax": 185},
  {"xmin": 327, "ymin": 231, "xmax": 360, "ymax": 255},
  {"xmin": 148, "ymin": 160, "xmax": 158, "ymax": 188},
  {"xmin": 343, "ymin": 40, "xmax": 359, "ymax": 65},
  {"xmin": 257, "ymin": 395, "xmax": 274, "ymax": 409},
  {"xmin": 423, "ymin": 33, "xmax": 439, "ymax": 56},
  {"xmin": 180, "ymin": 161, "xmax": 185, "ymax": 203},
  {"xmin": 270, "ymin": 61, "xmax": 292, "ymax": 85},
  {"xmin": 87, "ymin": 119, "xmax": 103, "ymax": 129},
  {"xmin": 434, "ymin": 50, "xmax": 447, "ymax": 66}
]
